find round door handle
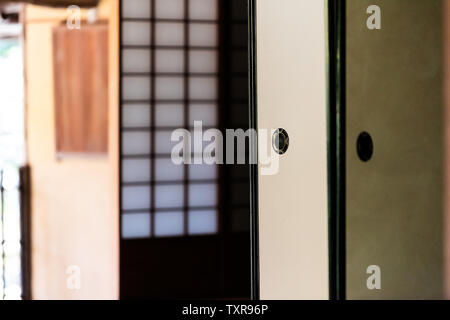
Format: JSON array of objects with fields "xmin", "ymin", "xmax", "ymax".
[
  {"xmin": 357, "ymin": 131, "xmax": 373, "ymax": 162},
  {"xmin": 272, "ymin": 128, "xmax": 289, "ymax": 155}
]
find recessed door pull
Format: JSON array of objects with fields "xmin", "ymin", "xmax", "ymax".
[
  {"xmin": 357, "ymin": 131, "xmax": 373, "ymax": 162},
  {"xmin": 272, "ymin": 128, "xmax": 289, "ymax": 155}
]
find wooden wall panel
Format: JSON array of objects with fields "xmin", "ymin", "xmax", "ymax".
[{"xmin": 53, "ymin": 23, "xmax": 108, "ymax": 155}]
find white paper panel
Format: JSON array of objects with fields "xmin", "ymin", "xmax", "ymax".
[
  {"xmin": 122, "ymin": 131, "xmax": 151, "ymax": 155},
  {"xmin": 188, "ymin": 134, "xmax": 210, "ymax": 155},
  {"xmin": 189, "ymin": 77, "xmax": 217, "ymax": 100},
  {"xmin": 188, "ymin": 210, "xmax": 217, "ymax": 235},
  {"xmin": 189, "ymin": 0, "xmax": 218, "ymax": 20},
  {"xmin": 122, "ymin": 0, "xmax": 152, "ymax": 19},
  {"xmin": 122, "ymin": 213, "xmax": 151, "ymax": 239},
  {"xmin": 189, "ymin": 103, "xmax": 217, "ymax": 126},
  {"xmin": 189, "ymin": 23, "xmax": 217, "ymax": 47},
  {"xmin": 155, "ymin": 49, "xmax": 184, "ymax": 73},
  {"xmin": 155, "ymin": 22, "xmax": 184, "ymax": 46},
  {"xmin": 122, "ymin": 76, "xmax": 151, "ymax": 101},
  {"xmin": 154, "ymin": 211, "xmax": 184, "ymax": 237},
  {"xmin": 155, "ymin": 77, "xmax": 184, "ymax": 100},
  {"xmin": 155, "ymin": 184, "xmax": 184, "ymax": 208},
  {"xmin": 122, "ymin": 159, "xmax": 151, "ymax": 183},
  {"xmin": 122, "ymin": 186, "xmax": 151, "ymax": 210},
  {"xmin": 155, "ymin": 103, "xmax": 184, "ymax": 127},
  {"xmin": 122, "ymin": 22, "xmax": 151, "ymax": 46},
  {"xmin": 122, "ymin": 49, "xmax": 151, "ymax": 73},
  {"xmin": 155, "ymin": 0, "xmax": 184, "ymax": 19},
  {"xmin": 189, "ymin": 162, "xmax": 217, "ymax": 180},
  {"xmin": 188, "ymin": 183, "xmax": 217, "ymax": 207},
  {"xmin": 122, "ymin": 104, "xmax": 151, "ymax": 128},
  {"xmin": 189, "ymin": 50, "xmax": 217, "ymax": 73},
  {"xmin": 155, "ymin": 130, "xmax": 177, "ymax": 154},
  {"xmin": 155, "ymin": 158, "xmax": 184, "ymax": 181}
]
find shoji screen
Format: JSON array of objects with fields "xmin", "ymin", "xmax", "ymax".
[
  {"xmin": 120, "ymin": 0, "xmax": 219, "ymax": 239},
  {"xmin": 119, "ymin": 0, "xmax": 251, "ymax": 299}
]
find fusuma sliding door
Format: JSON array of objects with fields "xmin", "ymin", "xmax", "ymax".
[
  {"xmin": 343, "ymin": 0, "xmax": 450, "ymax": 299},
  {"xmin": 253, "ymin": 0, "xmax": 329, "ymax": 299}
]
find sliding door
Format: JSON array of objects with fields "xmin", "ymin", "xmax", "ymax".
[
  {"xmin": 345, "ymin": 0, "xmax": 449, "ymax": 299},
  {"xmin": 254, "ymin": 0, "xmax": 329, "ymax": 299},
  {"xmin": 119, "ymin": 0, "xmax": 251, "ymax": 299}
]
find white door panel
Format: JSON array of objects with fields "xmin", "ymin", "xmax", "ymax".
[{"xmin": 256, "ymin": 0, "xmax": 329, "ymax": 299}]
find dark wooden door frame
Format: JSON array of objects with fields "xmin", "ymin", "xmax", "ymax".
[
  {"xmin": 248, "ymin": 0, "xmax": 259, "ymax": 301},
  {"xmin": 326, "ymin": 0, "xmax": 346, "ymax": 301}
]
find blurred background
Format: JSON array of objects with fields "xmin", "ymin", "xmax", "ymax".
[{"xmin": 0, "ymin": 0, "xmax": 251, "ymax": 300}]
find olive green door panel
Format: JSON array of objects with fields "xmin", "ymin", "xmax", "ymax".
[{"xmin": 346, "ymin": 0, "xmax": 444, "ymax": 299}]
